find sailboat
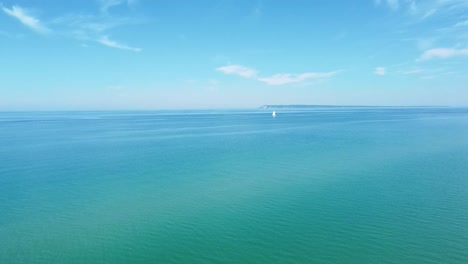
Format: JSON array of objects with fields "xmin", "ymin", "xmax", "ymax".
[{"xmin": 272, "ymin": 111, "xmax": 276, "ymax": 118}]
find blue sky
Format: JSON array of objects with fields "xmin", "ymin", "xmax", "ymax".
[{"xmin": 1, "ymin": 0, "xmax": 468, "ymax": 109}]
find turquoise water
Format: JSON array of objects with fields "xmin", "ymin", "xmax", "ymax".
[{"xmin": 1, "ymin": 108, "xmax": 468, "ymax": 263}]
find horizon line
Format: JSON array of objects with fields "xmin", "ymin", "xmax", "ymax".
[{"xmin": 0, "ymin": 105, "xmax": 466, "ymax": 112}]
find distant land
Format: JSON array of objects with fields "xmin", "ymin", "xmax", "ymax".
[
  {"xmin": 260, "ymin": 105, "xmax": 352, "ymax": 108},
  {"xmin": 259, "ymin": 105, "xmax": 450, "ymax": 109}
]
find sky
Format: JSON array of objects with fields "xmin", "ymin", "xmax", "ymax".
[{"xmin": 1, "ymin": 0, "xmax": 468, "ymax": 110}]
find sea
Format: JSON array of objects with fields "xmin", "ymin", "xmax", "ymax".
[{"xmin": 1, "ymin": 107, "xmax": 468, "ymax": 264}]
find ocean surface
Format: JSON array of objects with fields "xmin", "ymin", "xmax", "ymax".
[{"xmin": 1, "ymin": 107, "xmax": 468, "ymax": 264}]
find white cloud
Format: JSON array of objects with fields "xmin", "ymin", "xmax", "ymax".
[
  {"xmin": 216, "ymin": 65, "xmax": 338, "ymax": 85},
  {"xmin": 375, "ymin": 67, "xmax": 386, "ymax": 75},
  {"xmin": 216, "ymin": 65, "xmax": 257, "ymax": 78},
  {"xmin": 2, "ymin": 5, "xmax": 50, "ymax": 34},
  {"xmin": 420, "ymin": 48, "xmax": 468, "ymax": 60},
  {"xmin": 98, "ymin": 36, "xmax": 141, "ymax": 52},
  {"xmin": 257, "ymin": 72, "xmax": 337, "ymax": 86}
]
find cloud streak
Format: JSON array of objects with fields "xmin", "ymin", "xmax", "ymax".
[
  {"xmin": 216, "ymin": 65, "xmax": 257, "ymax": 78},
  {"xmin": 375, "ymin": 0, "xmax": 399, "ymax": 10},
  {"xmin": 420, "ymin": 48, "xmax": 468, "ymax": 60},
  {"xmin": 98, "ymin": 36, "xmax": 141, "ymax": 52},
  {"xmin": 258, "ymin": 72, "xmax": 337, "ymax": 85},
  {"xmin": 99, "ymin": 0, "xmax": 138, "ymax": 13},
  {"xmin": 216, "ymin": 64, "xmax": 338, "ymax": 85},
  {"xmin": 402, "ymin": 68, "xmax": 424, "ymax": 74},
  {"xmin": 454, "ymin": 19, "xmax": 468, "ymax": 27},
  {"xmin": 375, "ymin": 67, "xmax": 386, "ymax": 75},
  {"xmin": 375, "ymin": 0, "xmax": 468, "ymax": 20},
  {"xmin": 2, "ymin": 5, "xmax": 50, "ymax": 34},
  {"xmin": 1, "ymin": 3, "xmax": 142, "ymax": 52}
]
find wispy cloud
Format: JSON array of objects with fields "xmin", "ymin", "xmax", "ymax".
[
  {"xmin": 98, "ymin": 36, "xmax": 141, "ymax": 52},
  {"xmin": 258, "ymin": 72, "xmax": 337, "ymax": 85},
  {"xmin": 1, "ymin": 5, "xmax": 50, "ymax": 34},
  {"xmin": 387, "ymin": 0, "xmax": 399, "ymax": 10},
  {"xmin": 375, "ymin": 0, "xmax": 399, "ymax": 10},
  {"xmin": 51, "ymin": 13, "xmax": 143, "ymax": 38},
  {"xmin": 375, "ymin": 0, "xmax": 468, "ymax": 20},
  {"xmin": 454, "ymin": 19, "xmax": 468, "ymax": 27},
  {"xmin": 421, "ymin": 75, "xmax": 435, "ymax": 80},
  {"xmin": 100, "ymin": 0, "xmax": 121, "ymax": 12},
  {"xmin": 413, "ymin": 0, "xmax": 467, "ymax": 18},
  {"xmin": 99, "ymin": 0, "xmax": 138, "ymax": 13},
  {"xmin": 389, "ymin": 1, "xmax": 468, "ymax": 59},
  {"xmin": 402, "ymin": 68, "xmax": 424, "ymax": 74},
  {"xmin": 216, "ymin": 64, "xmax": 338, "ymax": 86},
  {"xmin": 216, "ymin": 65, "xmax": 257, "ymax": 78},
  {"xmin": 416, "ymin": 38, "xmax": 436, "ymax": 51},
  {"xmin": 375, "ymin": 67, "xmax": 386, "ymax": 75},
  {"xmin": 420, "ymin": 48, "xmax": 468, "ymax": 60},
  {"xmin": 1, "ymin": 2, "xmax": 143, "ymax": 52}
]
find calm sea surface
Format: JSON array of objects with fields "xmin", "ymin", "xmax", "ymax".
[{"xmin": 1, "ymin": 108, "xmax": 468, "ymax": 263}]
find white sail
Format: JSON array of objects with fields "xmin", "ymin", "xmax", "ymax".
[{"xmin": 272, "ymin": 111, "xmax": 276, "ymax": 118}]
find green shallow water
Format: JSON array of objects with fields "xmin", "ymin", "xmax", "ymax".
[{"xmin": 1, "ymin": 108, "xmax": 468, "ymax": 263}]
